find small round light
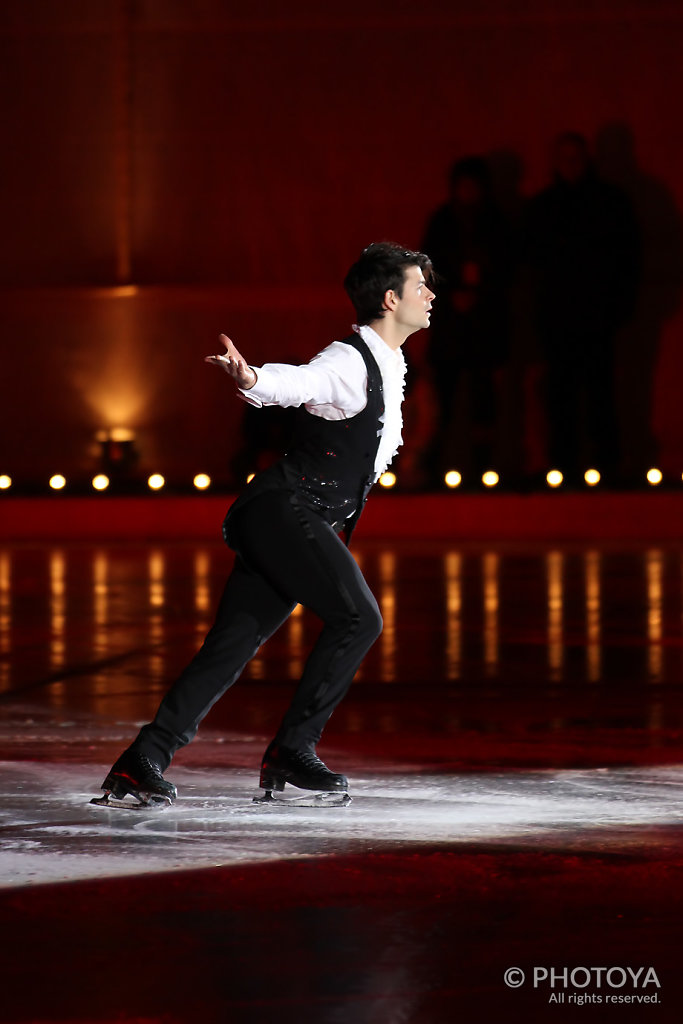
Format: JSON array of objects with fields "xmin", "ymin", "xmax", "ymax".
[
  {"xmin": 379, "ymin": 472, "xmax": 396, "ymax": 488},
  {"xmin": 584, "ymin": 469, "xmax": 600, "ymax": 486},
  {"xmin": 546, "ymin": 470, "xmax": 563, "ymax": 488},
  {"xmin": 482, "ymin": 471, "xmax": 499, "ymax": 488},
  {"xmin": 0, "ymin": 475, "xmax": 11, "ymax": 490},
  {"xmin": 92, "ymin": 474, "xmax": 110, "ymax": 491},
  {"xmin": 147, "ymin": 473, "xmax": 165, "ymax": 491},
  {"xmin": 647, "ymin": 468, "xmax": 662, "ymax": 486},
  {"xmin": 49, "ymin": 474, "xmax": 66, "ymax": 491},
  {"xmin": 444, "ymin": 470, "xmax": 462, "ymax": 489},
  {"xmin": 193, "ymin": 473, "xmax": 211, "ymax": 490},
  {"xmin": 246, "ymin": 473, "xmax": 255, "ymax": 484}
]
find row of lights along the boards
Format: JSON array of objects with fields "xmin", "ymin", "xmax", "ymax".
[{"xmin": 0, "ymin": 468, "xmax": 675, "ymax": 492}]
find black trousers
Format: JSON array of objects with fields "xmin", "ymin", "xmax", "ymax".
[{"xmin": 133, "ymin": 490, "xmax": 383, "ymax": 771}]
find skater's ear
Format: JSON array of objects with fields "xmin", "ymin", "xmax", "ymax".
[{"xmin": 382, "ymin": 288, "xmax": 400, "ymax": 314}]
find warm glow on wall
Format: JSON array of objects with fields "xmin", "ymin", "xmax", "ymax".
[
  {"xmin": 0, "ymin": 475, "xmax": 11, "ymax": 490},
  {"xmin": 482, "ymin": 471, "xmax": 499, "ymax": 488},
  {"xmin": 647, "ymin": 468, "xmax": 663, "ymax": 486},
  {"xmin": 92, "ymin": 474, "xmax": 110, "ymax": 491},
  {"xmin": 147, "ymin": 474, "xmax": 165, "ymax": 490},
  {"xmin": 444, "ymin": 470, "xmax": 462, "ymax": 488},
  {"xmin": 49, "ymin": 475, "xmax": 66, "ymax": 490},
  {"xmin": 546, "ymin": 470, "xmax": 563, "ymax": 488},
  {"xmin": 109, "ymin": 427, "xmax": 135, "ymax": 442},
  {"xmin": 379, "ymin": 472, "xmax": 396, "ymax": 488},
  {"xmin": 110, "ymin": 286, "xmax": 139, "ymax": 298},
  {"xmin": 584, "ymin": 469, "xmax": 600, "ymax": 486},
  {"xmin": 193, "ymin": 473, "xmax": 211, "ymax": 490},
  {"xmin": 96, "ymin": 427, "xmax": 136, "ymax": 444},
  {"xmin": 87, "ymin": 394, "xmax": 145, "ymax": 434},
  {"xmin": 81, "ymin": 291, "xmax": 147, "ymax": 434}
]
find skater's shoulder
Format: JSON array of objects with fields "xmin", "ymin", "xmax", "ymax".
[{"xmin": 309, "ymin": 337, "xmax": 367, "ymax": 370}]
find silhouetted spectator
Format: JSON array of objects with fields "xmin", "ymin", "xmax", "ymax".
[
  {"xmin": 422, "ymin": 156, "xmax": 513, "ymax": 484},
  {"xmin": 526, "ymin": 132, "xmax": 641, "ymax": 484},
  {"xmin": 231, "ymin": 404, "xmax": 297, "ymax": 486}
]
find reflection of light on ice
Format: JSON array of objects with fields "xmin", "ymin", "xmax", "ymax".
[
  {"xmin": 193, "ymin": 548, "xmax": 211, "ymax": 638},
  {"xmin": 483, "ymin": 551, "xmax": 499, "ymax": 677},
  {"xmin": 445, "ymin": 551, "xmax": 462, "ymax": 681},
  {"xmin": 89, "ymin": 550, "xmax": 112, "ymax": 706},
  {"xmin": 148, "ymin": 550, "xmax": 165, "ymax": 609},
  {"xmin": 0, "ymin": 550, "xmax": 11, "ymax": 691},
  {"xmin": 92, "ymin": 549, "xmax": 109, "ymax": 659},
  {"xmin": 148, "ymin": 549, "xmax": 166, "ymax": 682},
  {"xmin": 50, "ymin": 549, "xmax": 66, "ymax": 672},
  {"xmin": 246, "ymin": 657, "xmax": 265, "ymax": 680},
  {"xmin": 379, "ymin": 551, "xmax": 397, "ymax": 683},
  {"xmin": 646, "ymin": 549, "xmax": 663, "ymax": 683},
  {"xmin": 546, "ymin": 550, "xmax": 564, "ymax": 683},
  {"xmin": 584, "ymin": 550, "xmax": 602, "ymax": 683}
]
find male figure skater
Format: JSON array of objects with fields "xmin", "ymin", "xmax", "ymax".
[{"xmin": 96, "ymin": 242, "xmax": 435, "ymax": 805}]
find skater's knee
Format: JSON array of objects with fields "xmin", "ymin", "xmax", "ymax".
[
  {"xmin": 357, "ymin": 600, "xmax": 383, "ymax": 643},
  {"xmin": 326, "ymin": 601, "xmax": 382, "ymax": 643}
]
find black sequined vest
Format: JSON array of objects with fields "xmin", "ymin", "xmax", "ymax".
[{"xmin": 224, "ymin": 334, "xmax": 385, "ymax": 543}]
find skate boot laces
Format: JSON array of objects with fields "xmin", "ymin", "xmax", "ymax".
[{"xmin": 135, "ymin": 755, "xmax": 165, "ymax": 781}]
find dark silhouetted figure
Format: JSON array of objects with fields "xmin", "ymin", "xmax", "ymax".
[
  {"xmin": 423, "ymin": 156, "xmax": 513, "ymax": 483},
  {"xmin": 526, "ymin": 132, "xmax": 641, "ymax": 484},
  {"xmin": 230, "ymin": 404, "xmax": 297, "ymax": 486},
  {"xmin": 595, "ymin": 121, "xmax": 683, "ymax": 478}
]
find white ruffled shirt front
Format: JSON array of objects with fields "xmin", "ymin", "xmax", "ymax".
[{"xmin": 238, "ymin": 324, "xmax": 407, "ymax": 482}]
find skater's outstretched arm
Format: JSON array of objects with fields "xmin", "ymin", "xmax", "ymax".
[
  {"xmin": 205, "ymin": 332, "xmax": 370, "ymax": 418},
  {"xmin": 205, "ymin": 334, "xmax": 257, "ymax": 390}
]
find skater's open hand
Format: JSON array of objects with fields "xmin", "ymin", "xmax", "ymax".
[{"xmin": 205, "ymin": 334, "xmax": 257, "ymax": 390}]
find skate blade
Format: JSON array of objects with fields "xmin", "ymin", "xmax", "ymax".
[
  {"xmin": 89, "ymin": 792, "xmax": 171, "ymax": 810},
  {"xmin": 253, "ymin": 791, "xmax": 352, "ymax": 808}
]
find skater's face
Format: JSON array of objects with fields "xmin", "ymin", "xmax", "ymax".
[{"xmin": 385, "ymin": 265, "xmax": 435, "ymax": 333}]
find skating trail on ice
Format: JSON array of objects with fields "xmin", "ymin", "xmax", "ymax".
[{"xmin": 2, "ymin": 758, "xmax": 683, "ymax": 888}]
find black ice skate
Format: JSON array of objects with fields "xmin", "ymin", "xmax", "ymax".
[
  {"xmin": 91, "ymin": 751, "xmax": 177, "ymax": 809},
  {"xmin": 254, "ymin": 743, "xmax": 351, "ymax": 807}
]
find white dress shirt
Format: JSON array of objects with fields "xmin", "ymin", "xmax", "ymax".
[{"xmin": 238, "ymin": 324, "xmax": 407, "ymax": 481}]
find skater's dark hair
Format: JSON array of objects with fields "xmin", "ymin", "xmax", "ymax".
[{"xmin": 344, "ymin": 242, "xmax": 433, "ymax": 326}]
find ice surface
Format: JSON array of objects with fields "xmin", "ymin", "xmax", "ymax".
[{"xmin": 2, "ymin": 759, "xmax": 683, "ymax": 889}]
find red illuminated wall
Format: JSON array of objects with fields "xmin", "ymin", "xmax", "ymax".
[{"xmin": 0, "ymin": 0, "xmax": 681, "ymax": 484}]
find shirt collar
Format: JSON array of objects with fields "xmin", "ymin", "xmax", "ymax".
[{"xmin": 353, "ymin": 324, "xmax": 406, "ymax": 372}]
